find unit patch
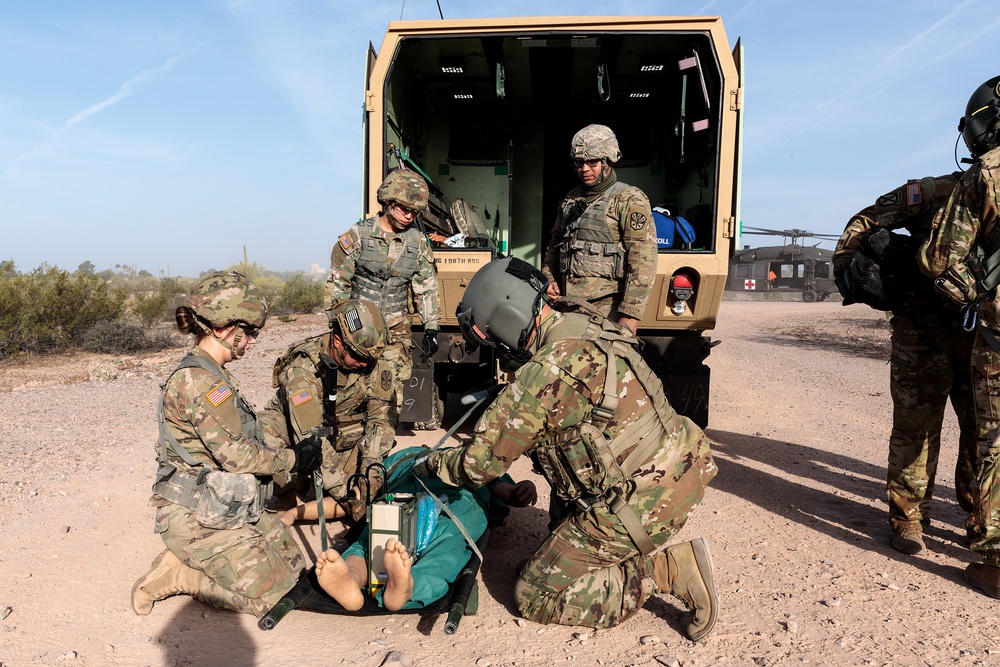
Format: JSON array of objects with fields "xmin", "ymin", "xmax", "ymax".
[
  {"xmin": 381, "ymin": 370, "xmax": 393, "ymax": 392},
  {"xmin": 629, "ymin": 212, "xmax": 647, "ymax": 230},
  {"xmin": 290, "ymin": 390, "xmax": 313, "ymax": 407},
  {"xmin": 877, "ymin": 191, "xmax": 902, "ymax": 207},
  {"xmin": 206, "ymin": 382, "xmax": 233, "ymax": 406}
]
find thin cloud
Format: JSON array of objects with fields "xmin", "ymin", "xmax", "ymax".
[{"xmin": 10, "ymin": 50, "xmax": 193, "ymax": 171}]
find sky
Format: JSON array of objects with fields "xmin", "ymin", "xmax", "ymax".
[{"xmin": 3, "ymin": 0, "xmax": 1000, "ymax": 277}]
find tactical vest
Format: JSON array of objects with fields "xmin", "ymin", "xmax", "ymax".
[
  {"xmin": 557, "ymin": 181, "xmax": 629, "ymax": 282},
  {"xmin": 151, "ymin": 353, "xmax": 269, "ymax": 526},
  {"xmin": 352, "ymin": 216, "xmax": 423, "ymax": 318},
  {"xmin": 531, "ymin": 304, "xmax": 680, "ymax": 554}
]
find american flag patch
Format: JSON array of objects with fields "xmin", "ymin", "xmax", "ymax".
[
  {"xmin": 206, "ymin": 382, "xmax": 233, "ymax": 406},
  {"xmin": 906, "ymin": 182, "xmax": 921, "ymax": 206},
  {"xmin": 338, "ymin": 232, "xmax": 357, "ymax": 254},
  {"xmin": 290, "ymin": 390, "xmax": 313, "ymax": 407},
  {"xmin": 344, "ymin": 307, "xmax": 363, "ymax": 333}
]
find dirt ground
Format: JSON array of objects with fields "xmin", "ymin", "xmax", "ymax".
[{"xmin": 1, "ymin": 301, "xmax": 997, "ymax": 667}]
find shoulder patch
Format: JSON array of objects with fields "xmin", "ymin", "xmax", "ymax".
[
  {"xmin": 629, "ymin": 211, "xmax": 647, "ymax": 230},
  {"xmin": 877, "ymin": 191, "xmax": 902, "ymax": 207},
  {"xmin": 206, "ymin": 382, "xmax": 233, "ymax": 406},
  {"xmin": 381, "ymin": 369, "xmax": 393, "ymax": 392},
  {"xmin": 906, "ymin": 182, "xmax": 922, "ymax": 206},
  {"xmin": 290, "ymin": 389, "xmax": 313, "ymax": 407},
  {"xmin": 338, "ymin": 230, "xmax": 360, "ymax": 254}
]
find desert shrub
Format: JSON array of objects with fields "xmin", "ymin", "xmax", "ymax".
[
  {"xmin": 0, "ymin": 265, "xmax": 128, "ymax": 357},
  {"xmin": 275, "ymin": 274, "xmax": 324, "ymax": 314},
  {"xmin": 82, "ymin": 319, "xmax": 177, "ymax": 355}
]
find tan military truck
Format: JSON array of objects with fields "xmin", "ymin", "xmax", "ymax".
[{"xmin": 361, "ymin": 16, "xmax": 743, "ymax": 428}]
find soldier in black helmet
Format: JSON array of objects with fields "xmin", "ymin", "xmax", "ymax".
[
  {"xmin": 541, "ymin": 124, "xmax": 657, "ymax": 334},
  {"xmin": 919, "ymin": 75, "xmax": 1000, "ymax": 598},
  {"xmin": 325, "ymin": 169, "xmax": 443, "ymax": 429}
]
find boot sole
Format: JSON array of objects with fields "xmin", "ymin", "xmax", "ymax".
[{"xmin": 687, "ymin": 537, "xmax": 718, "ymax": 642}]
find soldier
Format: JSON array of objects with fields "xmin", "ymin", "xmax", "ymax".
[
  {"xmin": 541, "ymin": 124, "xmax": 657, "ymax": 334},
  {"xmin": 918, "ymin": 75, "xmax": 1000, "ymax": 598},
  {"xmin": 261, "ymin": 299, "xmax": 394, "ymax": 523},
  {"xmin": 325, "ymin": 169, "xmax": 442, "ymax": 427},
  {"xmin": 834, "ymin": 176, "xmax": 977, "ymax": 555},
  {"xmin": 409, "ymin": 257, "xmax": 719, "ymax": 639},
  {"xmin": 131, "ymin": 271, "xmax": 322, "ymax": 617}
]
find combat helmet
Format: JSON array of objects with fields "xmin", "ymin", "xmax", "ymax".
[
  {"xmin": 456, "ymin": 257, "xmax": 549, "ymax": 369},
  {"xmin": 376, "ymin": 169, "xmax": 429, "ymax": 212},
  {"xmin": 960, "ymin": 76, "xmax": 1000, "ymax": 158},
  {"xmin": 570, "ymin": 124, "xmax": 622, "ymax": 163},
  {"xmin": 187, "ymin": 270, "xmax": 267, "ymax": 332},
  {"xmin": 331, "ymin": 299, "xmax": 388, "ymax": 363}
]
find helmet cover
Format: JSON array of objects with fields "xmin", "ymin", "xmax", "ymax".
[
  {"xmin": 376, "ymin": 170, "xmax": 429, "ymax": 212},
  {"xmin": 569, "ymin": 124, "xmax": 622, "ymax": 163},
  {"xmin": 187, "ymin": 271, "xmax": 267, "ymax": 330},
  {"xmin": 331, "ymin": 299, "xmax": 388, "ymax": 362}
]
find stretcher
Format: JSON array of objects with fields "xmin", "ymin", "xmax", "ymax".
[{"xmin": 258, "ymin": 525, "xmax": 489, "ymax": 634}]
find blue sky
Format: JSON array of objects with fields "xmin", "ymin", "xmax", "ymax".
[{"xmin": 3, "ymin": 0, "xmax": 999, "ymax": 277}]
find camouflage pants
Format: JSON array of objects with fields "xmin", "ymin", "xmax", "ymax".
[
  {"xmin": 515, "ymin": 418, "xmax": 716, "ymax": 628},
  {"xmin": 156, "ymin": 504, "xmax": 305, "ymax": 617},
  {"xmin": 887, "ymin": 314, "xmax": 976, "ymax": 532},
  {"xmin": 968, "ymin": 331, "xmax": 1000, "ymax": 565},
  {"xmin": 381, "ymin": 334, "xmax": 412, "ymax": 424}
]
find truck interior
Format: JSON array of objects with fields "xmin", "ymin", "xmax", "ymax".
[{"xmin": 376, "ymin": 29, "xmax": 728, "ymax": 265}]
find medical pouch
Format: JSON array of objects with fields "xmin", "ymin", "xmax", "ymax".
[{"xmin": 194, "ymin": 470, "xmax": 262, "ymax": 530}]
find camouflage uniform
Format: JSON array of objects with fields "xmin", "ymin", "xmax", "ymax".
[
  {"xmin": 260, "ymin": 333, "xmax": 395, "ymax": 508},
  {"xmin": 425, "ymin": 309, "xmax": 716, "ymax": 628},
  {"xmin": 151, "ymin": 346, "xmax": 305, "ymax": 617},
  {"xmin": 542, "ymin": 174, "xmax": 657, "ymax": 320},
  {"xmin": 325, "ymin": 217, "xmax": 441, "ymax": 416},
  {"xmin": 835, "ymin": 175, "xmax": 976, "ymax": 535},
  {"xmin": 918, "ymin": 147, "xmax": 1000, "ymax": 566}
]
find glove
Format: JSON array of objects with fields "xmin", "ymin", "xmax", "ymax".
[
  {"xmin": 410, "ymin": 453, "xmax": 434, "ymax": 480},
  {"xmin": 421, "ymin": 329, "xmax": 439, "ymax": 359},
  {"xmin": 833, "ymin": 267, "xmax": 853, "ymax": 303},
  {"xmin": 291, "ymin": 436, "xmax": 323, "ymax": 474}
]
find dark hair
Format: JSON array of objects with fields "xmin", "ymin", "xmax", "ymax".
[{"xmin": 175, "ymin": 306, "xmax": 209, "ymax": 338}]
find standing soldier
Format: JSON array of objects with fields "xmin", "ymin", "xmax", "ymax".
[
  {"xmin": 834, "ymin": 176, "xmax": 976, "ymax": 555},
  {"xmin": 410, "ymin": 257, "xmax": 719, "ymax": 639},
  {"xmin": 541, "ymin": 124, "xmax": 657, "ymax": 334},
  {"xmin": 918, "ymin": 75, "xmax": 1000, "ymax": 598},
  {"xmin": 131, "ymin": 272, "xmax": 321, "ymax": 618},
  {"xmin": 261, "ymin": 299, "xmax": 393, "ymax": 523},
  {"xmin": 326, "ymin": 169, "xmax": 442, "ymax": 427}
]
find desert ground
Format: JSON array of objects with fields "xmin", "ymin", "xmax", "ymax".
[{"xmin": 1, "ymin": 299, "xmax": 997, "ymax": 667}]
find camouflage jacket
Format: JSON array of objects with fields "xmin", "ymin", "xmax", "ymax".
[
  {"xmin": 919, "ymin": 148, "xmax": 1000, "ymax": 329},
  {"xmin": 260, "ymin": 334, "xmax": 395, "ymax": 490},
  {"xmin": 427, "ymin": 310, "xmax": 715, "ymax": 529},
  {"xmin": 541, "ymin": 175, "xmax": 657, "ymax": 319},
  {"xmin": 835, "ymin": 174, "xmax": 959, "ymax": 317},
  {"xmin": 159, "ymin": 346, "xmax": 293, "ymax": 477},
  {"xmin": 325, "ymin": 216, "xmax": 441, "ymax": 335}
]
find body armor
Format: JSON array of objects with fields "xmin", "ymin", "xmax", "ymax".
[
  {"xmin": 557, "ymin": 182, "xmax": 629, "ymax": 289},
  {"xmin": 351, "ymin": 217, "xmax": 423, "ymax": 319}
]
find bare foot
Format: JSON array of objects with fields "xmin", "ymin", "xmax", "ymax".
[
  {"xmin": 381, "ymin": 538, "xmax": 414, "ymax": 611},
  {"xmin": 314, "ymin": 549, "xmax": 364, "ymax": 611}
]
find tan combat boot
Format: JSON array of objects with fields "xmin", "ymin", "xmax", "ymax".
[
  {"xmin": 652, "ymin": 537, "xmax": 718, "ymax": 641},
  {"xmin": 130, "ymin": 549, "xmax": 204, "ymax": 615},
  {"xmin": 965, "ymin": 562, "xmax": 1000, "ymax": 598}
]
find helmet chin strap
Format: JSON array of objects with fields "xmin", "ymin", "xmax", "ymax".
[{"xmin": 213, "ymin": 326, "xmax": 245, "ymax": 360}]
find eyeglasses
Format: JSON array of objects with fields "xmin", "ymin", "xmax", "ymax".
[
  {"xmin": 238, "ymin": 322, "xmax": 261, "ymax": 339},
  {"xmin": 572, "ymin": 159, "xmax": 602, "ymax": 170},
  {"xmin": 393, "ymin": 203, "xmax": 420, "ymax": 217}
]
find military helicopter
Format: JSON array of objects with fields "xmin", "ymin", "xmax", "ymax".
[{"xmin": 726, "ymin": 227, "xmax": 842, "ymax": 302}]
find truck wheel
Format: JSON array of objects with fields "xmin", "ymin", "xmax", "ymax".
[{"xmin": 802, "ymin": 289, "xmax": 818, "ymax": 303}]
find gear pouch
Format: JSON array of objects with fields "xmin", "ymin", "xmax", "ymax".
[
  {"xmin": 935, "ymin": 262, "xmax": 980, "ymax": 308},
  {"xmin": 195, "ymin": 471, "xmax": 261, "ymax": 530}
]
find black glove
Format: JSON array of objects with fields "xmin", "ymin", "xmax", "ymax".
[
  {"xmin": 291, "ymin": 436, "xmax": 323, "ymax": 474},
  {"xmin": 410, "ymin": 452, "xmax": 434, "ymax": 479},
  {"xmin": 421, "ymin": 329, "xmax": 439, "ymax": 359}
]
